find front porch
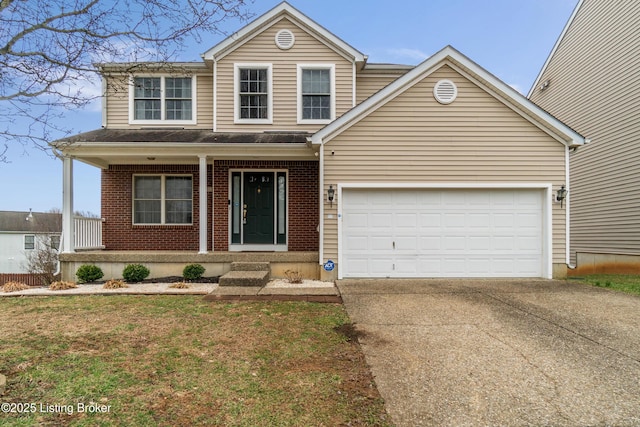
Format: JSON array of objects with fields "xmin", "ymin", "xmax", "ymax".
[{"xmin": 59, "ymin": 251, "xmax": 320, "ymax": 282}]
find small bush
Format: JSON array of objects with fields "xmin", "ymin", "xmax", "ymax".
[
  {"xmin": 49, "ymin": 281, "xmax": 77, "ymax": 290},
  {"xmin": 2, "ymin": 281, "xmax": 30, "ymax": 293},
  {"xmin": 170, "ymin": 282, "xmax": 189, "ymax": 289},
  {"xmin": 103, "ymin": 279, "xmax": 128, "ymax": 289},
  {"xmin": 183, "ymin": 263, "xmax": 205, "ymax": 281},
  {"xmin": 76, "ymin": 264, "xmax": 104, "ymax": 283},
  {"xmin": 284, "ymin": 269, "xmax": 304, "ymax": 284},
  {"xmin": 122, "ymin": 264, "xmax": 150, "ymax": 283}
]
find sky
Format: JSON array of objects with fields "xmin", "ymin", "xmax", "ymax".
[{"xmin": 0, "ymin": 0, "xmax": 579, "ymax": 216}]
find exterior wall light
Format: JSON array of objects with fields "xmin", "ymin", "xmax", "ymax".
[
  {"xmin": 556, "ymin": 185, "xmax": 567, "ymax": 208},
  {"xmin": 327, "ymin": 185, "xmax": 335, "ymax": 205}
]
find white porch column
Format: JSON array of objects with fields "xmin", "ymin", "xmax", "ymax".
[
  {"xmin": 62, "ymin": 156, "xmax": 75, "ymax": 253},
  {"xmin": 198, "ymin": 155, "xmax": 208, "ymax": 254}
]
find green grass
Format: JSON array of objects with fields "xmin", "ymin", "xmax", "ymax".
[
  {"xmin": 570, "ymin": 274, "xmax": 640, "ymax": 296},
  {"xmin": 0, "ymin": 296, "xmax": 391, "ymax": 426}
]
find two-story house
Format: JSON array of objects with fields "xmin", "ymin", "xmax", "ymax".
[
  {"xmin": 529, "ymin": 0, "xmax": 640, "ymax": 275},
  {"xmin": 0, "ymin": 210, "xmax": 61, "ymax": 279},
  {"xmin": 54, "ymin": 2, "xmax": 584, "ymax": 281}
]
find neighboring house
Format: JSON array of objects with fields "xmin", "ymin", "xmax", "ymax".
[
  {"xmin": 529, "ymin": 0, "xmax": 640, "ymax": 274},
  {"xmin": 54, "ymin": 2, "xmax": 584, "ymax": 281},
  {"xmin": 0, "ymin": 211, "xmax": 61, "ymax": 274}
]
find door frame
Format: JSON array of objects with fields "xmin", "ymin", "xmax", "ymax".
[
  {"xmin": 228, "ymin": 169, "xmax": 288, "ymax": 251},
  {"xmin": 337, "ymin": 183, "xmax": 553, "ymax": 279}
]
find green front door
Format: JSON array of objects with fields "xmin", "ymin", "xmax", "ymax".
[{"xmin": 243, "ymin": 172, "xmax": 275, "ymax": 244}]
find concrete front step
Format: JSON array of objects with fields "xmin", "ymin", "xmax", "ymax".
[
  {"xmin": 219, "ymin": 270, "xmax": 270, "ymax": 287},
  {"xmin": 230, "ymin": 262, "xmax": 270, "ymax": 272}
]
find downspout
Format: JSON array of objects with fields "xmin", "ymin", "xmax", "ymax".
[
  {"xmin": 213, "ymin": 58, "xmax": 218, "ymax": 132},
  {"xmin": 565, "ymin": 144, "xmax": 576, "ymax": 270},
  {"xmin": 318, "ymin": 143, "xmax": 324, "ymax": 265},
  {"xmin": 53, "ymin": 234, "xmax": 63, "ymax": 277}
]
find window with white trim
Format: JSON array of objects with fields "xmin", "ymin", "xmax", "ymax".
[
  {"xmin": 50, "ymin": 235, "xmax": 61, "ymax": 251},
  {"xmin": 131, "ymin": 76, "xmax": 195, "ymax": 124},
  {"xmin": 133, "ymin": 175, "xmax": 193, "ymax": 224},
  {"xmin": 297, "ymin": 64, "xmax": 335, "ymax": 123},
  {"xmin": 24, "ymin": 235, "xmax": 35, "ymax": 250},
  {"xmin": 234, "ymin": 64, "xmax": 272, "ymax": 123}
]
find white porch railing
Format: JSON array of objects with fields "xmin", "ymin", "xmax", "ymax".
[{"xmin": 74, "ymin": 216, "xmax": 105, "ymax": 250}]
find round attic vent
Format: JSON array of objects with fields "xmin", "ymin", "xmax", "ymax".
[
  {"xmin": 275, "ymin": 29, "xmax": 295, "ymax": 50},
  {"xmin": 433, "ymin": 79, "xmax": 458, "ymax": 104}
]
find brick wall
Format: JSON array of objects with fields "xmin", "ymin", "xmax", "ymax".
[
  {"xmin": 102, "ymin": 164, "xmax": 210, "ymax": 251},
  {"xmin": 102, "ymin": 161, "xmax": 318, "ymax": 251}
]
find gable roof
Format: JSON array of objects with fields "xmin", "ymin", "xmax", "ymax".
[
  {"xmin": 527, "ymin": 0, "xmax": 585, "ymax": 98},
  {"xmin": 0, "ymin": 211, "xmax": 61, "ymax": 233},
  {"xmin": 202, "ymin": 1, "xmax": 366, "ymax": 64},
  {"xmin": 310, "ymin": 45, "xmax": 585, "ymax": 148}
]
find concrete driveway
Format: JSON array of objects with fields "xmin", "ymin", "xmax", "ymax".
[{"xmin": 337, "ymin": 279, "xmax": 640, "ymax": 427}]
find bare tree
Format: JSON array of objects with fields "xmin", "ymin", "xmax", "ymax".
[
  {"xmin": 0, "ymin": 0, "xmax": 253, "ymax": 161},
  {"xmin": 23, "ymin": 234, "xmax": 60, "ymax": 285}
]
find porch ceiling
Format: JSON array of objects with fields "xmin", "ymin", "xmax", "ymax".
[{"xmin": 53, "ymin": 130, "xmax": 319, "ymax": 168}]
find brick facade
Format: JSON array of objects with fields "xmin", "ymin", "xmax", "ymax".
[{"xmin": 102, "ymin": 161, "xmax": 319, "ymax": 252}]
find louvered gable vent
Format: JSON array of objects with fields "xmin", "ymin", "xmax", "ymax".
[
  {"xmin": 433, "ymin": 79, "xmax": 457, "ymax": 104},
  {"xmin": 275, "ymin": 29, "xmax": 295, "ymax": 50}
]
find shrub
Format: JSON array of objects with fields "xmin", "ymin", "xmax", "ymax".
[
  {"xmin": 284, "ymin": 269, "xmax": 304, "ymax": 284},
  {"xmin": 103, "ymin": 279, "xmax": 128, "ymax": 289},
  {"xmin": 122, "ymin": 264, "xmax": 150, "ymax": 283},
  {"xmin": 183, "ymin": 263, "xmax": 205, "ymax": 281},
  {"xmin": 76, "ymin": 264, "xmax": 104, "ymax": 283},
  {"xmin": 49, "ymin": 281, "xmax": 77, "ymax": 290},
  {"xmin": 2, "ymin": 281, "xmax": 30, "ymax": 293}
]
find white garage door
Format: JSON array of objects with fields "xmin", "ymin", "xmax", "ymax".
[{"xmin": 341, "ymin": 188, "xmax": 545, "ymax": 278}]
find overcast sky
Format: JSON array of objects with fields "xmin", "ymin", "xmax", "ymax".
[{"xmin": 0, "ymin": 0, "xmax": 579, "ymax": 215}]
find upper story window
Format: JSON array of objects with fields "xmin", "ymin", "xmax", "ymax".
[
  {"xmin": 133, "ymin": 175, "xmax": 193, "ymax": 225},
  {"xmin": 50, "ymin": 235, "xmax": 61, "ymax": 251},
  {"xmin": 234, "ymin": 64, "xmax": 272, "ymax": 124},
  {"xmin": 24, "ymin": 235, "xmax": 35, "ymax": 250},
  {"xmin": 130, "ymin": 76, "xmax": 196, "ymax": 125},
  {"xmin": 297, "ymin": 64, "xmax": 335, "ymax": 123}
]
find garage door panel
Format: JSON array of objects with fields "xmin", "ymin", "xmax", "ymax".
[
  {"xmin": 393, "ymin": 191, "xmax": 419, "ymax": 206},
  {"xmin": 342, "ymin": 188, "xmax": 544, "ymax": 278},
  {"xmin": 468, "ymin": 236, "xmax": 492, "ymax": 251},
  {"xmin": 442, "ymin": 192, "xmax": 467, "ymax": 206},
  {"xmin": 395, "ymin": 213, "xmax": 418, "ymax": 228},
  {"xmin": 395, "ymin": 235, "xmax": 418, "ymax": 251},
  {"xmin": 370, "ymin": 236, "xmax": 392, "ymax": 251},
  {"xmin": 344, "ymin": 236, "xmax": 369, "ymax": 251},
  {"xmin": 368, "ymin": 258, "xmax": 395, "ymax": 275},
  {"xmin": 419, "ymin": 236, "xmax": 441, "ymax": 250},
  {"xmin": 344, "ymin": 212, "xmax": 369, "ymax": 228},
  {"xmin": 444, "ymin": 213, "xmax": 466, "ymax": 228},
  {"xmin": 418, "ymin": 191, "xmax": 442, "ymax": 205},
  {"xmin": 469, "ymin": 213, "xmax": 492, "ymax": 228},
  {"xmin": 492, "ymin": 235, "xmax": 516, "ymax": 251}
]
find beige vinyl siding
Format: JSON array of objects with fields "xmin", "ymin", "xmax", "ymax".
[
  {"xmin": 105, "ymin": 74, "xmax": 129, "ymax": 127},
  {"xmin": 216, "ymin": 17, "xmax": 354, "ymax": 132},
  {"xmin": 324, "ymin": 65, "xmax": 567, "ymax": 264},
  {"xmin": 530, "ymin": 0, "xmax": 640, "ymax": 261},
  {"xmin": 104, "ymin": 73, "xmax": 213, "ymax": 129},
  {"xmin": 356, "ymin": 74, "xmax": 404, "ymax": 104}
]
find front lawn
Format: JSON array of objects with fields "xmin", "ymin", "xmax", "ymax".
[
  {"xmin": 570, "ymin": 274, "xmax": 640, "ymax": 296},
  {"xmin": 0, "ymin": 296, "xmax": 391, "ymax": 426}
]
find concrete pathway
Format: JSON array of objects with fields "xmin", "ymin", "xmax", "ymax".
[{"xmin": 338, "ymin": 279, "xmax": 640, "ymax": 427}]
